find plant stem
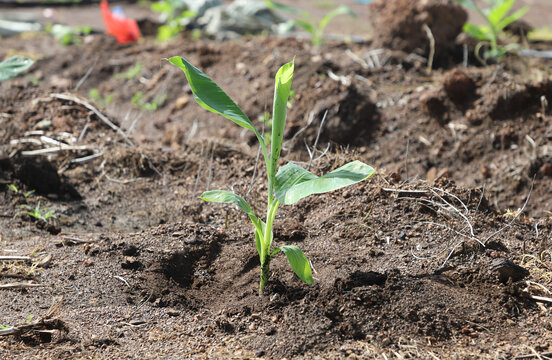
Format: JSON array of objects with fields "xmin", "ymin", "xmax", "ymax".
[
  {"xmin": 259, "ymin": 256, "xmax": 271, "ymax": 293},
  {"xmin": 259, "ymin": 199, "xmax": 279, "ymax": 293}
]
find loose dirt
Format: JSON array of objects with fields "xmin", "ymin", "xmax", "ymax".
[{"xmin": 1, "ymin": 3, "xmax": 552, "ymax": 359}]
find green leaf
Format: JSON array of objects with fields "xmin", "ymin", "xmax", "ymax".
[
  {"xmin": 294, "ymin": 19, "xmax": 315, "ymax": 34},
  {"xmin": 200, "ymin": 190, "xmax": 257, "ymax": 219},
  {"xmin": 255, "ymin": 229, "xmax": 262, "ymax": 258},
  {"xmin": 319, "ymin": 5, "xmax": 355, "ymax": 34},
  {"xmin": 275, "ymin": 161, "xmax": 374, "ymax": 205},
  {"xmin": 265, "ymin": 0, "xmax": 301, "ymax": 14},
  {"xmin": 488, "ymin": 0, "xmax": 515, "ymax": 27},
  {"xmin": 451, "ymin": 0, "xmax": 477, "ymax": 11},
  {"xmin": 273, "ymin": 245, "xmax": 313, "ymax": 284},
  {"xmin": 0, "ymin": 56, "xmax": 34, "ymax": 82},
  {"xmin": 151, "ymin": 1, "xmax": 171, "ymax": 13},
  {"xmin": 463, "ymin": 22, "xmax": 492, "ymax": 41},
  {"xmin": 168, "ymin": 56, "xmax": 268, "ymax": 165},
  {"xmin": 497, "ymin": 6, "xmax": 528, "ymax": 32},
  {"xmin": 168, "ymin": 56, "xmax": 257, "ymax": 133},
  {"xmin": 269, "ymin": 60, "xmax": 294, "ymax": 189}
]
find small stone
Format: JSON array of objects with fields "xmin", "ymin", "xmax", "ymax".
[
  {"xmin": 167, "ymin": 309, "xmax": 180, "ymax": 317},
  {"xmin": 248, "ymin": 323, "xmax": 256, "ymax": 330},
  {"xmin": 82, "ymin": 259, "xmax": 94, "ymax": 267},
  {"xmin": 174, "ymin": 96, "xmax": 189, "ymax": 110},
  {"xmin": 426, "ymin": 167, "xmax": 437, "ymax": 183},
  {"xmin": 121, "ymin": 256, "xmax": 142, "ymax": 270},
  {"xmin": 36, "ymin": 254, "xmax": 52, "ymax": 268},
  {"xmin": 251, "ymin": 313, "xmax": 260, "ymax": 319},
  {"xmin": 205, "ymin": 326, "xmax": 213, "ymax": 336},
  {"xmin": 491, "ymin": 258, "xmax": 530, "ymax": 283},
  {"xmin": 254, "ymin": 349, "xmax": 265, "ymax": 357},
  {"xmin": 443, "ymin": 69, "xmax": 476, "ymax": 105},
  {"xmin": 122, "ymin": 245, "xmax": 139, "ymax": 256},
  {"xmin": 540, "ymin": 163, "xmax": 552, "ymax": 176},
  {"xmin": 420, "ymin": 90, "xmax": 448, "ymax": 123}
]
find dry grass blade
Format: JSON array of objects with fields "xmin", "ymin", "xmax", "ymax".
[{"xmin": 50, "ymin": 93, "xmax": 133, "ymax": 146}]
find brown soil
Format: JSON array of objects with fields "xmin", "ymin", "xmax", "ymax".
[{"xmin": 1, "ymin": 6, "xmax": 552, "ymax": 359}]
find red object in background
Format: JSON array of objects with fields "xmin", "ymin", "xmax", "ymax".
[{"xmin": 100, "ymin": 1, "xmax": 141, "ymax": 44}]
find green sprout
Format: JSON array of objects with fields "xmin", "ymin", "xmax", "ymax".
[
  {"xmin": 7, "ymin": 184, "xmax": 34, "ymax": 198},
  {"xmin": 17, "ymin": 202, "xmax": 55, "ymax": 222},
  {"xmin": 0, "ymin": 56, "xmax": 34, "ymax": 82},
  {"xmin": 453, "ymin": 0, "xmax": 528, "ymax": 63},
  {"xmin": 46, "ymin": 23, "xmax": 92, "ymax": 46},
  {"xmin": 115, "ymin": 63, "xmax": 143, "ymax": 80},
  {"xmin": 131, "ymin": 91, "xmax": 167, "ymax": 111},
  {"xmin": 151, "ymin": 0, "xmax": 197, "ymax": 41},
  {"xmin": 265, "ymin": 0, "xmax": 355, "ymax": 46},
  {"xmin": 169, "ymin": 57, "xmax": 374, "ymax": 293},
  {"xmin": 88, "ymin": 88, "xmax": 114, "ymax": 108}
]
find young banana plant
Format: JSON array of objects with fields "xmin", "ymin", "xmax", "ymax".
[{"xmin": 169, "ymin": 56, "xmax": 374, "ymax": 293}]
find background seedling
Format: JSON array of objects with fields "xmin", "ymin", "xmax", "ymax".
[
  {"xmin": 115, "ymin": 63, "xmax": 143, "ymax": 80},
  {"xmin": 169, "ymin": 56, "xmax": 374, "ymax": 293},
  {"xmin": 131, "ymin": 91, "xmax": 167, "ymax": 111},
  {"xmin": 0, "ymin": 56, "xmax": 34, "ymax": 82},
  {"xmin": 7, "ymin": 184, "xmax": 35, "ymax": 198},
  {"xmin": 151, "ymin": 0, "xmax": 197, "ymax": 41},
  {"xmin": 453, "ymin": 0, "xmax": 528, "ymax": 63},
  {"xmin": 17, "ymin": 202, "xmax": 55, "ymax": 222},
  {"xmin": 266, "ymin": 0, "xmax": 355, "ymax": 45},
  {"xmin": 88, "ymin": 88, "xmax": 114, "ymax": 108},
  {"xmin": 46, "ymin": 23, "xmax": 92, "ymax": 46}
]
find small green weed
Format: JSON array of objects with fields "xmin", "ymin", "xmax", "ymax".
[
  {"xmin": 7, "ymin": 184, "xmax": 35, "ymax": 198},
  {"xmin": 0, "ymin": 56, "xmax": 34, "ymax": 82},
  {"xmin": 151, "ymin": 0, "xmax": 197, "ymax": 41},
  {"xmin": 46, "ymin": 23, "xmax": 92, "ymax": 46},
  {"xmin": 453, "ymin": 0, "xmax": 528, "ymax": 63},
  {"xmin": 88, "ymin": 88, "xmax": 114, "ymax": 108},
  {"xmin": 266, "ymin": 0, "xmax": 355, "ymax": 45},
  {"xmin": 17, "ymin": 202, "xmax": 55, "ymax": 222},
  {"xmin": 169, "ymin": 57, "xmax": 374, "ymax": 292},
  {"xmin": 115, "ymin": 63, "xmax": 143, "ymax": 80},
  {"xmin": 131, "ymin": 91, "xmax": 167, "ymax": 111}
]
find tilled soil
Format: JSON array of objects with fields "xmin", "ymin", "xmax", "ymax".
[{"xmin": 1, "ymin": 26, "xmax": 552, "ymax": 359}]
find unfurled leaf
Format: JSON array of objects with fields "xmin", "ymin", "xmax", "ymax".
[
  {"xmin": 169, "ymin": 57, "xmax": 254, "ymax": 131},
  {"xmin": 200, "ymin": 190, "xmax": 257, "ymax": 219},
  {"xmin": 0, "ymin": 56, "xmax": 34, "ymax": 82},
  {"xmin": 319, "ymin": 5, "xmax": 355, "ymax": 34},
  {"xmin": 169, "ymin": 56, "xmax": 268, "ymax": 163},
  {"xmin": 273, "ymin": 245, "xmax": 313, "ymax": 284},
  {"xmin": 497, "ymin": 6, "xmax": 529, "ymax": 31},
  {"xmin": 463, "ymin": 23, "xmax": 492, "ymax": 41},
  {"xmin": 294, "ymin": 19, "xmax": 315, "ymax": 34},
  {"xmin": 269, "ymin": 59, "xmax": 294, "ymax": 185},
  {"xmin": 275, "ymin": 161, "xmax": 374, "ymax": 205},
  {"xmin": 488, "ymin": 0, "xmax": 515, "ymax": 27}
]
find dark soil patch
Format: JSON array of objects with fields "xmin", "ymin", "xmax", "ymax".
[{"xmin": 1, "ymin": 10, "xmax": 552, "ymax": 358}]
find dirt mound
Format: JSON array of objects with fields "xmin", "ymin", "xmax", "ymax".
[
  {"xmin": 369, "ymin": 0, "xmax": 467, "ymax": 61},
  {"xmin": 1, "ymin": 24, "xmax": 552, "ymax": 359}
]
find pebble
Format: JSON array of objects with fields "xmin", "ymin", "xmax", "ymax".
[{"xmin": 167, "ymin": 309, "xmax": 180, "ymax": 317}]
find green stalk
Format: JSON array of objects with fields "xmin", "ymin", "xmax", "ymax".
[
  {"xmin": 259, "ymin": 200, "xmax": 279, "ymax": 293},
  {"xmin": 471, "ymin": 1, "xmax": 499, "ymax": 54}
]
